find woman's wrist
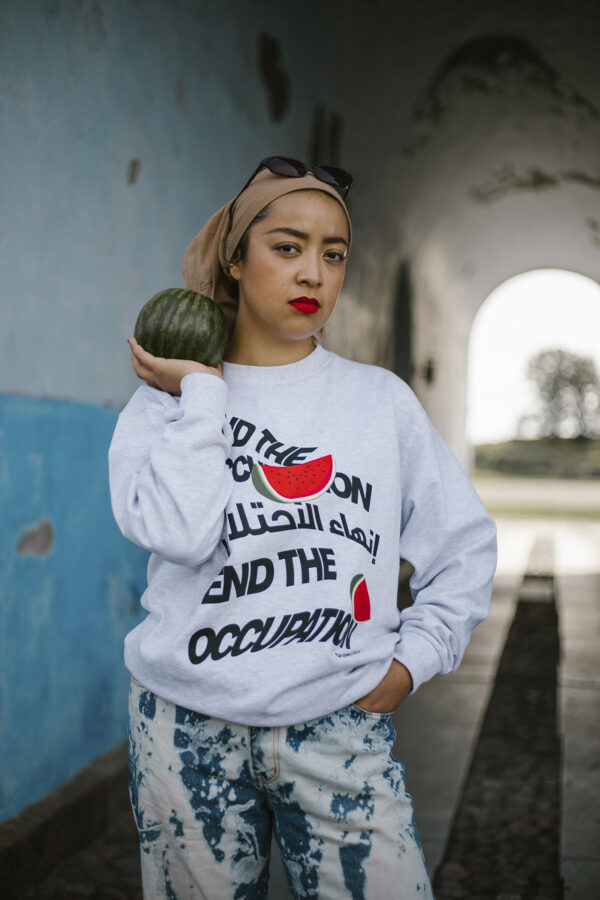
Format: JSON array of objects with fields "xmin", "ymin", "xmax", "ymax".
[{"xmin": 354, "ymin": 660, "xmax": 413, "ymax": 713}]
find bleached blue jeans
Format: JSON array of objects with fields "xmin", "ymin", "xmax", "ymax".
[{"xmin": 128, "ymin": 676, "xmax": 433, "ymax": 899}]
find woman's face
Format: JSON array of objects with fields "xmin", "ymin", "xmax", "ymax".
[{"xmin": 228, "ymin": 190, "xmax": 349, "ymax": 353}]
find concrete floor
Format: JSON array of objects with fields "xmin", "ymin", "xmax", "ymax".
[{"xmin": 477, "ymin": 480, "xmax": 600, "ymax": 897}]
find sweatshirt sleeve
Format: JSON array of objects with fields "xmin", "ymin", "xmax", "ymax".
[
  {"xmin": 394, "ymin": 393, "xmax": 497, "ymax": 692},
  {"xmin": 108, "ymin": 373, "xmax": 233, "ymax": 566}
]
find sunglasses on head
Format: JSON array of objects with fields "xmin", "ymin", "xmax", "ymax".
[
  {"xmin": 236, "ymin": 156, "xmax": 353, "ymax": 202},
  {"xmin": 226, "ymin": 156, "xmax": 353, "ymax": 240}
]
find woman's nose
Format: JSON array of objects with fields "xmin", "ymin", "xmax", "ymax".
[{"xmin": 297, "ymin": 254, "xmax": 322, "ymax": 286}]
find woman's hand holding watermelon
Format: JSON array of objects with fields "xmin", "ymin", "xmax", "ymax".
[{"xmin": 128, "ymin": 337, "xmax": 222, "ymax": 395}]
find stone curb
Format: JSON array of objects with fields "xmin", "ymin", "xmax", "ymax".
[{"xmin": 0, "ymin": 741, "xmax": 129, "ymax": 897}]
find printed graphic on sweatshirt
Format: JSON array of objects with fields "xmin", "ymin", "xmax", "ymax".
[
  {"xmin": 188, "ymin": 607, "xmax": 359, "ymax": 665},
  {"xmin": 350, "ymin": 574, "xmax": 371, "ymax": 622},
  {"xmin": 251, "ymin": 454, "xmax": 335, "ymax": 503},
  {"xmin": 187, "ymin": 416, "xmax": 380, "ymax": 666}
]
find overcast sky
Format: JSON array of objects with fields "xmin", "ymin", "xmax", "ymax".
[{"xmin": 466, "ymin": 269, "xmax": 600, "ymax": 445}]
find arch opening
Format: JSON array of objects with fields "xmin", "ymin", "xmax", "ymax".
[{"xmin": 467, "ymin": 268, "xmax": 600, "ymax": 449}]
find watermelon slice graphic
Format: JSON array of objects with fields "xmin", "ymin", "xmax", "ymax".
[
  {"xmin": 251, "ymin": 454, "xmax": 336, "ymax": 503},
  {"xmin": 350, "ymin": 574, "xmax": 371, "ymax": 622}
]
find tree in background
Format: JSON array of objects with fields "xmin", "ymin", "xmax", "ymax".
[{"xmin": 524, "ymin": 349, "xmax": 600, "ymax": 439}]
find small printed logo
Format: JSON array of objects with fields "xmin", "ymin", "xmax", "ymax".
[{"xmin": 350, "ymin": 574, "xmax": 371, "ymax": 622}]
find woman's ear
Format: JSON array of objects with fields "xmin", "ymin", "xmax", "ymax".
[{"xmin": 229, "ymin": 261, "xmax": 242, "ymax": 282}]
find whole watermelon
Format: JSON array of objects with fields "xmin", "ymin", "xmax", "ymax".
[{"xmin": 134, "ymin": 288, "xmax": 229, "ymax": 367}]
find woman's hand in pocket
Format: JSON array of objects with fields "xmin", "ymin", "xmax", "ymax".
[{"xmin": 354, "ymin": 660, "xmax": 413, "ymax": 714}]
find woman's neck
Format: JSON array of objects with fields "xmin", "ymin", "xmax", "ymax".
[{"xmin": 224, "ymin": 332, "xmax": 317, "ymax": 367}]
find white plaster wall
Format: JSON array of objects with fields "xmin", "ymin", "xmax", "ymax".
[{"xmin": 321, "ymin": 0, "xmax": 600, "ymax": 465}]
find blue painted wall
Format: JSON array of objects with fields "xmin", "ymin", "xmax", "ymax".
[
  {"xmin": 0, "ymin": 0, "xmax": 326, "ymax": 408},
  {"xmin": 0, "ymin": 394, "xmax": 148, "ymax": 820},
  {"xmin": 0, "ymin": 0, "xmax": 334, "ymax": 821}
]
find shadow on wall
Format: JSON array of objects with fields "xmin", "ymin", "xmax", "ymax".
[{"xmin": 391, "ymin": 261, "xmax": 413, "ymax": 385}]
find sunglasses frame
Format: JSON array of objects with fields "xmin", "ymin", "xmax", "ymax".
[
  {"xmin": 240, "ymin": 156, "xmax": 353, "ymax": 199},
  {"xmin": 227, "ymin": 156, "xmax": 353, "ymax": 236}
]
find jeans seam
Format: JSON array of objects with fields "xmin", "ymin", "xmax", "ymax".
[
  {"xmin": 269, "ymin": 726, "xmax": 281, "ymax": 782},
  {"xmin": 249, "ymin": 726, "xmax": 260, "ymax": 785}
]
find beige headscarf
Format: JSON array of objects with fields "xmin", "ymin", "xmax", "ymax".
[{"xmin": 181, "ymin": 167, "xmax": 353, "ymax": 328}]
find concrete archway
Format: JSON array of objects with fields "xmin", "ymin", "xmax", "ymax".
[
  {"xmin": 324, "ymin": 23, "xmax": 600, "ymax": 467},
  {"xmin": 467, "ymin": 267, "xmax": 600, "ymax": 446}
]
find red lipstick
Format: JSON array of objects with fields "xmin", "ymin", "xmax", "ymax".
[{"xmin": 289, "ymin": 297, "xmax": 320, "ymax": 314}]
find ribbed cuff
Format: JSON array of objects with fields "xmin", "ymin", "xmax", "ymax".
[
  {"xmin": 180, "ymin": 372, "xmax": 228, "ymax": 416},
  {"xmin": 394, "ymin": 630, "xmax": 443, "ymax": 694}
]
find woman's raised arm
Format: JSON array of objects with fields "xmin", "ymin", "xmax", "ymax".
[{"xmin": 108, "ymin": 367, "xmax": 233, "ymax": 566}]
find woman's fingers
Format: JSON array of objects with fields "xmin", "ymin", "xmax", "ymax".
[
  {"xmin": 127, "ymin": 336, "xmax": 223, "ymax": 394},
  {"xmin": 129, "ymin": 340, "xmax": 162, "ymax": 386},
  {"xmin": 129, "ymin": 338, "xmax": 163, "ymax": 374},
  {"xmin": 129, "ymin": 337, "xmax": 161, "ymax": 367}
]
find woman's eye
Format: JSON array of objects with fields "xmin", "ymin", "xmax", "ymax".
[
  {"xmin": 326, "ymin": 251, "xmax": 346, "ymax": 262},
  {"xmin": 276, "ymin": 243, "xmax": 298, "ymax": 254}
]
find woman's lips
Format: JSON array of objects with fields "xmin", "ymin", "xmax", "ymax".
[{"xmin": 289, "ymin": 297, "xmax": 320, "ymax": 314}]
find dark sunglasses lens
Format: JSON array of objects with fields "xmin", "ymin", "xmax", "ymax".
[
  {"xmin": 313, "ymin": 165, "xmax": 353, "ymax": 188},
  {"xmin": 265, "ymin": 157, "xmax": 305, "ymax": 178}
]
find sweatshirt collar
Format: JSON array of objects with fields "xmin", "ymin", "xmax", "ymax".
[{"xmin": 222, "ymin": 343, "xmax": 331, "ymax": 383}]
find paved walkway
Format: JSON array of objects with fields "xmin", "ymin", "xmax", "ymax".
[
  {"xmin": 473, "ymin": 474, "xmax": 600, "ymax": 516},
  {"xmin": 23, "ymin": 516, "xmax": 600, "ymax": 899}
]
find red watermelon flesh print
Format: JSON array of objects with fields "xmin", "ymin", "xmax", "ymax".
[
  {"xmin": 251, "ymin": 454, "xmax": 336, "ymax": 503},
  {"xmin": 350, "ymin": 574, "xmax": 371, "ymax": 622}
]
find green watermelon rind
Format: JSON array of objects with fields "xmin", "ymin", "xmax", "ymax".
[
  {"xmin": 350, "ymin": 574, "xmax": 370, "ymax": 623},
  {"xmin": 350, "ymin": 574, "xmax": 365, "ymax": 599},
  {"xmin": 134, "ymin": 288, "xmax": 229, "ymax": 366},
  {"xmin": 251, "ymin": 455, "xmax": 336, "ymax": 504},
  {"xmin": 251, "ymin": 464, "xmax": 278, "ymax": 502}
]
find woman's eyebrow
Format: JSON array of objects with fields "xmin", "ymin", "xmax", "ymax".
[{"xmin": 265, "ymin": 226, "xmax": 348, "ymax": 247}]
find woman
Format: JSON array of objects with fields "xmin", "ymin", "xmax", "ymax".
[{"xmin": 109, "ymin": 157, "xmax": 497, "ymax": 899}]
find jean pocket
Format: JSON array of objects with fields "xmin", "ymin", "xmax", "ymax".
[{"xmin": 349, "ymin": 702, "xmax": 394, "ymax": 720}]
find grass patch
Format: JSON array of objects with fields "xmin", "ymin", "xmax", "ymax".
[{"xmin": 475, "ymin": 437, "xmax": 600, "ymax": 478}]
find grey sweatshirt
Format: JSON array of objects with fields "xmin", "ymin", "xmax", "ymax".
[{"xmin": 108, "ymin": 344, "xmax": 497, "ymax": 726}]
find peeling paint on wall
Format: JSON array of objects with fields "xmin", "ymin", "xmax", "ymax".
[
  {"xmin": 308, "ymin": 103, "xmax": 344, "ymax": 167},
  {"xmin": 586, "ymin": 218, "xmax": 600, "ymax": 247},
  {"xmin": 0, "ymin": 392, "xmax": 148, "ymax": 822},
  {"xmin": 174, "ymin": 76, "xmax": 186, "ymax": 114},
  {"xmin": 414, "ymin": 35, "xmax": 599, "ymax": 124},
  {"xmin": 403, "ymin": 35, "xmax": 599, "ymax": 156},
  {"xmin": 257, "ymin": 33, "xmax": 291, "ymax": 122},
  {"xmin": 390, "ymin": 261, "xmax": 413, "ymax": 385},
  {"xmin": 127, "ymin": 158, "xmax": 141, "ymax": 185},
  {"xmin": 17, "ymin": 519, "xmax": 55, "ymax": 556},
  {"xmin": 471, "ymin": 164, "xmax": 600, "ymax": 203},
  {"xmin": 471, "ymin": 165, "xmax": 558, "ymax": 202},
  {"xmin": 562, "ymin": 171, "xmax": 600, "ymax": 191},
  {"xmin": 83, "ymin": 1, "xmax": 106, "ymax": 51}
]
